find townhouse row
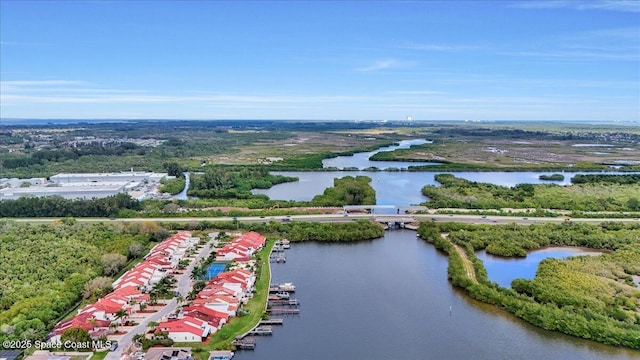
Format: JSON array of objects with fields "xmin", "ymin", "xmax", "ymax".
[
  {"xmin": 156, "ymin": 232, "xmax": 266, "ymax": 343},
  {"xmin": 50, "ymin": 232, "xmax": 196, "ymax": 342}
]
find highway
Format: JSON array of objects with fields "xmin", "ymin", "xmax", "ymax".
[{"xmin": 10, "ymin": 213, "xmax": 640, "ymax": 226}]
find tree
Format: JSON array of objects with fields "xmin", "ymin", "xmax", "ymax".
[
  {"xmin": 128, "ymin": 242, "xmax": 145, "ymax": 259},
  {"xmin": 628, "ymin": 198, "xmax": 640, "ymax": 211},
  {"xmin": 114, "ymin": 308, "xmax": 128, "ymax": 325},
  {"xmin": 163, "ymin": 161, "xmax": 183, "ymax": 178},
  {"xmin": 102, "ymin": 253, "xmax": 128, "ymax": 276},
  {"xmin": 60, "ymin": 327, "xmax": 92, "ymax": 350},
  {"xmin": 82, "ymin": 277, "xmax": 113, "ymax": 299}
]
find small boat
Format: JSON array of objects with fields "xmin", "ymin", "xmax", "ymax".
[
  {"xmin": 278, "ymin": 282, "xmax": 295, "ymax": 291},
  {"xmin": 275, "ymin": 292, "xmax": 290, "ymax": 299}
]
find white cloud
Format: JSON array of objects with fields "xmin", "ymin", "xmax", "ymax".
[
  {"xmin": 356, "ymin": 59, "xmax": 412, "ymax": 72},
  {"xmin": 508, "ymin": 0, "xmax": 640, "ymax": 12},
  {"xmin": 399, "ymin": 42, "xmax": 480, "ymax": 52}
]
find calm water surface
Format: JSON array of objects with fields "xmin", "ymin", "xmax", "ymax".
[
  {"xmin": 234, "ymin": 231, "xmax": 638, "ymax": 360},
  {"xmin": 252, "ymin": 170, "xmax": 623, "ymax": 205},
  {"xmin": 476, "ymin": 247, "xmax": 605, "ymax": 288},
  {"xmin": 322, "ymin": 139, "xmax": 437, "ymax": 169}
]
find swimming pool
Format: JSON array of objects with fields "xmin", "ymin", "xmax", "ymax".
[{"xmin": 204, "ymin": 263, "xmax": 227, "ymax": 279}]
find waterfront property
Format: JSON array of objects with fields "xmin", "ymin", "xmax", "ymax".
[
  {"xmin": 157, "ymin": 316, "xmax": 215, "ymax": 342},
  {"xmin": 162, "ymin": 233, "xmax": 264, "ymax": 346},
  {"xmin": 215, "ymin": 232, "xmax": 266, "ymax": 262}
]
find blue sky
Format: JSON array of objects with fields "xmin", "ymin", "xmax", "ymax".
[{"xmin": 1, "ymin": 0, "xmax": 638, "ymax": 121}]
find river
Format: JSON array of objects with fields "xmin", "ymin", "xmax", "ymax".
[
  {"xmin": 252, "ymin": 139, "xmax": 630, "ymax": 205},
  {"xmin": 234, "ymin": 230, "xmax": 638, "ymax": 359}
]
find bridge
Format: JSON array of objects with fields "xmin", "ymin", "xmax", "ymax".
[
  {"xmin": 343, "ymin": 205, "xmax": 427, "ymax": 214},
  {"xmin": 373, "ymin": 215, "xmax": 417, "ymax": 230}
]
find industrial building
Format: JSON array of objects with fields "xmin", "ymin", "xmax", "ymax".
[{"xmin": 0, "ymin": 172, "xmax": 170, "ymax": 200}]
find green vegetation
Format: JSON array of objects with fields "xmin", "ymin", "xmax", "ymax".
[
  {"xmin": 310, "ymin": 176, "xmax": 376, "ymax": 206},
  {"xmin": 572, "ymin": 174, "xmax": 640, "ymax": 185},
  {"xmin": 369, "ymin": 125, "xmax": 640, "ymax": 172},
  {"xmin": 417, "ymin": 221, "xmax": 640, "ymax": 349},
  {"xmin": 0, "ymin": 193, "xmax": 141, "ymax": 218},
  {"xmin": 159, "ymin": 176, "xmax": 186, "ymax": 195},
  {"xmin": 188, "ymin": 167, "xmax": 297, "ymax": 199},
  {"xmin": 0, "ymin": 220, "xmax": 156, "ymax": 343},
  {"xmin": 422, "ymin": 174, "xmax": 640, "ymax": 211},
  {"xmin": 539, "ymin": 174, "xmax": 565, "ymax": 181},
  {"xmin": 162, "ymin": 220, "xmax": 385, "ymax": 243}
]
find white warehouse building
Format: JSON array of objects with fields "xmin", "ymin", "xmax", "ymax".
[{"xmin": 0, "ymin": 172, "xmax": 169, "ymax": 200}]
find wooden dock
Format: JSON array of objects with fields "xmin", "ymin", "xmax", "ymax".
[
  {"xmin": 248, "ymin": 325, "xmax": 273, "ymax": 335},
  {"xmin": 267, "ymin": 308, "xmax": 300, "ymax": 314},
  {"xmin": 260, "ymin": 318, "xmax": 284, "ymax": 325},
  {"xmin": 232, "ymin": 338, "xmax": 256, "ymax": 350},
  {"xmin": 268, "ymin": 299, "xmax": 299, "ymax": 306}
]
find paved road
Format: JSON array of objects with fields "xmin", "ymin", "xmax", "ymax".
[
  {"xmin": 11, "ymin": 213, "xmax": 639, "ymax": 225},
  {"xmin": 105, "ymin": 232, "xmax": 218, "ymax": 360}
]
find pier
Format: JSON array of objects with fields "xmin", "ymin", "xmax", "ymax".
[
  {"xmin": 267, "ymin": 308, "xmax": 300, "ymax": 314},
  {"xmin": 269, "ymin": 253, "xmax": 286, "ymax": 263},
  {"xmin": 232, "ymin": 337, "xmax": 256, "ymax": 350},
  {"xmin": 248, "ymin": 325, "xmax": 273, "ymax": 335},
  {"xmin": 260, "ymin": 318, "xmax": 284, "ymax": 325},
  {"xmin": 268, "ymin": 299, "xmax": 300, "ymax": 306}
]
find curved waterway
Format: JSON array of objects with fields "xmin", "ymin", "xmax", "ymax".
[
  {"xmin": 322, "ymin": 138, "xmax": 437, "ymax": 169},
  {"xmin": 235, "ymin": 231, "xmax": 637, "ymax": 359},
  {"xmin": 253, "ymin": 138, "xmax": 632, "ymax": 205}
]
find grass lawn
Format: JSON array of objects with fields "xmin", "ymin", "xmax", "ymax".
[
  {"xmin": 175, "ymin": 239, "xmax": 275, "ymax": 360},
  {"xmin": 91, "ymin": 351, "xmax": 108, "ymax": 360}
]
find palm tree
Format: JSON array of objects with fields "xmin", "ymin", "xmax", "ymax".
[
  {"xmin": 147, "ymin": 321, "xmax": 159, "ymax": 332},
  {"xmin": 114, "ymin": 308, "xmax": 128, "ymax": 325}
]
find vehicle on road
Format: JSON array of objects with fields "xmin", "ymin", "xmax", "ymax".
[{"xmin": 109, "ymin": 341, "xmax": 119, "ymax": 352}]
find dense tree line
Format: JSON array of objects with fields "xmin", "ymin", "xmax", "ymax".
[
  {"xmin": 417, "ymin": 222, "xmax": 640, "ymax": 349},
  {"xmin": 571, "ymin": 174, "xmax": 640, "ymax": 185},
  {"xmin": 1, "ymin": 145, "xmax": 144, "ymax": 170},
  {"xmin": 0, "ymin": 193, "xmax": 141, "ymax": 217},
  {"xmin": 188, "ymin": 167, "xmax": 297, "ymax": 199},
  {"xmin": 310, "ymin": 176, "xmax": 376, "ymax": 206},
  {"xmin": 0, "ymin": 221, "xmax": 156, "ymax": 344},
  {"xmin": 161, "ymin": 219, "xmax": 385, "ymax": 242},
  {"xmin": 421, "ymin": 174, "xmax": 640, "ymax": 211}
]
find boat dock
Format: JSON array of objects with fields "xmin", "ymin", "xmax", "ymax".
[
  {"xmin": 267, "ymin": 308, "xmax": 300, "ymax": 314},
  {"xmin": 269, "ymin": 253, "xmax": 286, "ymax": 263},
  {"xmin": 260, "ymin": 318, "xmax": 284, "ymax": 325},
  {"xmin": 269, "ymin": 282, "xmax": 296, "ymax": 292},
  {"xmin": 268, "ymin": 299, "xmax": 300, "ymax": 306},
  {"xmin": 248, "ymin": 325, "xmax": 273, "ymax": 335},
  {"xmin": 232, "ymin": 337, "xmax": 256, "ymax": 350}
]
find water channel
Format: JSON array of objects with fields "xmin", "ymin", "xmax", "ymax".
[
  {"xmin": 241, "ymin": 140, "xmax": 640, "ymax": 358},
  {"xmin": 235, "ymin": 231, "xmax": 638, "ymax": 359},
  {"xmin": 252, "ymin": 139, "xmax": 632, "ymax": 205}
]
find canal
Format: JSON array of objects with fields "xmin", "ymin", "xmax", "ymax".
[{"xmin": 234, "ymin": 230, "xmax": 638, "ymax": 359}]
